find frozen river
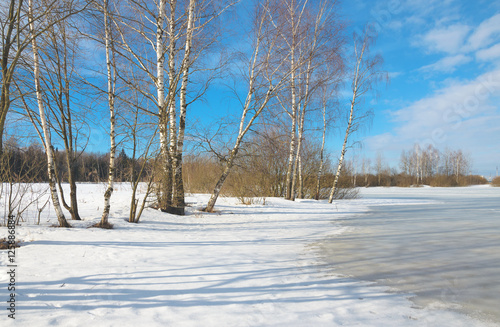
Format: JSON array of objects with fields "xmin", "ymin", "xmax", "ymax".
[{"xmin": 319, "ymin": 186, "xmax": 500, "ymax": 323}]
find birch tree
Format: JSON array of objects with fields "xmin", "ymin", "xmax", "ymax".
[
  {"xmin": 98, "ymin": 0, "xmax": 117, "ymax": 227},
  {"xmin": 35, "ymin": 0, "xmax": 87, "ymax": 221},
  {"xmin": 374, "ymin": 152, "xmax": 385, "ymax": 185},
  {"xmin": 280, "ymin": 0, "xmax": 307, "ymax": 201},
  {"xmin": 296, "ymin": 3, "xmax": 344, "ymax": 200},
  {"xmin": 204, "ymin": 0, "xmax": 291, "ymax": 212},
  {"xmin": 111, "ymin": 0, "xmax": 234, "ymax": 214},
  {"xmin": 169, "ymin": 0, "xmax": 195, "ymax": 212},
  {"xmin": 450, "ymin": 149, "xmax": 470, "ymax": 184},
  {"xmin": 28, "ymin": 0, "xmax": 69, "ymax": 227},
  {"xmin": 328, "ymin": 31, "xmax": 385, "ymax": 203},
  {"xmin": 269, "ymin": 0, "xmax": 343, "ymax": 200}
]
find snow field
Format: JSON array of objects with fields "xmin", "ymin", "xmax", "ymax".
[{"xmin": 0, "ymin": 184, "xmax": 496, "ymax": 326}]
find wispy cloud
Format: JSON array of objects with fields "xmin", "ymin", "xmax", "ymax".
[
  {"xmin": 415, "ymin": 24, "xmax": 471, "ymax": 54},
  {"xmin": 476, "ymin": 43, "xmax": 500, "ymax": 62},
  {"xmin": 465, "ymin": 13, "xmax": 500, "ymax": 51},
  {"xmin": 419, "ymin": 54, "xmax": 472, "ymax": 73},
  {"xmin": 399, "ymin": 0, "xmax": 462, "ymax": 27},
  {"xmin": 412, "ymin": 13, "xmax": 500, "ymax": 72},
  {"xmin": 388, "ymin": 71, "xmax": 403, "ymax": 79}
]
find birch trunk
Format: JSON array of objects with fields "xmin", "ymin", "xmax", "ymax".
[
  {"xmin": 284, "ymin": 60, "xmax": 297, "ymax": 200},
  {"xmin": 157, "ymin": 0, "xmax": 172, "ymax": 209},
  {"xmin": 284, "ymin": 0, "xmax": 307, "ymax": 201},
  {"xmin": 29, "ymin": 0, "xmax": 69, "ymax": 227},
  {"xmin": 291, "ymin": 61, "xmax": 311, "ymax": 200},
  {"xmin": 173, "ymin": 0, "xmax": 195, "ymax": 210},
  {"xmin": 205, "ymin": 82, "xmax": 276, "ymax": 212},
  {"xmin": 328, "ymin": 40, "xmax": 366, "ymax": 204},
  {"xmin": 284, "ymin": 0, "xmax": 299, "ymax": 201},
  {"xmin": 328, "ymin": 101, "xmax": 353, "ymax": 203},
  {"xmin": 297, "ymin": 154, "xmax": 303, "ymax": 199},
  {"xmin": 167, "ymin": 0, "xmax": 178, "ymax": 208},
  {"xmin": 205, "ymin": 150, "xmax": 236, "ymax": 212},
  {"xmin": 290, "ymin": 100, "xmax": 303, "ymax": 201},
  {"xmin": 205, "ymin": 12, "xmax": 273, "ymax": 212},
  {"xmin": 100, "ymin": 0, "xmax": 116, "ymax": 227}
]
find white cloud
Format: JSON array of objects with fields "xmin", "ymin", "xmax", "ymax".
[
  {"xmin": 419, "ymin": 54, "xmax": 472, "ymax": 73},
  {"xmin": 365, "ymin": 69, "xmax": 500, "ymax": 174},
  {"xmin": 466, "ymin": 13, "xmax": 500, "ymax": 51},
  {"xmin": 401, "ymin": 0, "xmax": 461, "ymax": 25},
  {"xmin": 415, "ymin": 24, "xmax": 471, "ymax": 54},
  {"xmin": 388, "ymin": 71, "xmax": 403, "ymax": 79},
  {"xmin": 476, "ymin": 43, "xmax": 500, "ymax": 62},
  {"xmin": 413, "ymin": 14, "xmax": 500, "ymax": 73}
]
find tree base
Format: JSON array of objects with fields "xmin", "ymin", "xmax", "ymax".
[
  {"xmin": 92, "ymin": 221, "xmax": 114, "ymax": 229},
  {"xmin": 52, "ymin": 222, "xmax": 72, "ymax": 228},
  {"xmin": 161, "ymin": 206, "xmax": 185, "ymax": 215}
]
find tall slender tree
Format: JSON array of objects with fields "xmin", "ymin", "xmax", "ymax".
[
  {"xmin": 269, "ymin": 0, "xmax": 343, "ymax": 200},
  {"xmin": 37, "ymin": 0, "xmax": 87, "ymax": 221},
  {"xmin": 204, "ymin": 0, "xmax": 292, "ymax": 212},
  {"xmin": 111, "ymin": 0, "xmax": 234, "ymax": 214},
  {"xmin": 28, "ymin": 0, "xmax": 69, "ymax": 227},
  {"xmin": 328, "ymin": 31, "xmax": 386, "ymax": 203},
  {"xmin": 98, "ymin": 0, "xmax": 117, "ymax": 227}
]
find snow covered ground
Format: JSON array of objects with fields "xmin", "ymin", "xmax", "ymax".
[{"xmin": 0, "ymin": 183, "xmax": 497, "ymax": 326}]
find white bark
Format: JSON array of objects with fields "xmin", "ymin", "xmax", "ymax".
[
  {"xmin": 284, "ymin": 30, "xmax": 298, "ymax": 200},
  {"xmin": 284, "ymin": 108, "xmax": 297, "ymax": 200},
  {"xmin": 157, "ymin": 0, "xmax": 167, "ymax": 154},
  {"xmin": 156, "ymin": 0, "xmax": 173, "ymax": 209},
  {"xmin": 291, "ymin": 55, "xmax": 313, "ymax": 199},
  {"xmin": 205, "ymin": 1, "xmax": 285, "ymax": 212},
  {"xmin": 173, "ymin": 0, "xmax": 195, "ymax": 208},
  {"xmin": 29, "ymin": 0, "xmax": 69, "ymax": 227},
  {"xmin": 328, "ymin": 97, "xmax": 354, "ymax": 203},
  {"xmin": 283, "ymin": 0, "xmax": 319, "ymax": 200},
  {"xmin": 328, "ymin": 40, "xmax": 367, "ymax": 204},
  {"xmin": 167, "ymin": 0, "xmax": 178, "ymax": 197},
  {"xmin": 100, "ymin": 0, "xmax": 116, "ymax": 226},
  {"xmin": 297, "ymin": 154, "xmax": 303, "ymax": 198}
]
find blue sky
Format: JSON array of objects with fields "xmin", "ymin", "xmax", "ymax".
[
  {"xmin": 79, "ymin": 0, "xmax": 500, "ymax": 177},
  {"xmin": 340, "ymin": 0, "xmax": 500, "ymax": 176}
]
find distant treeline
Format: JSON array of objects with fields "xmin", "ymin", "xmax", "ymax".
[
  {"xmin": 0, "ymin": 143, "xmax": 491, "ymax": 199},
  {"xmin": 334, "ymin": 172, "xmax": 489, "ymax": 188},
  {"xmin": 0, "ymin": 144, "xmax": 143, "ymax": 184}
]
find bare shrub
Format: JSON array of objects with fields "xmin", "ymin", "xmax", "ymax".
[
  {"xmin": 1, "ymin": 145, "xmax": 50, "ymax": 225},
  {"xmin": 326, "ymin": 173, "xmax": 359, "ymax": 200},
  {"xmin": 183, "ymin": 155, "xmax": 222, "ymax": 194},
  {"xmin": 491, "ymin": 176, "xmax": 500, "ymax": 187},
  {"xmin": 465, "ymin": 175, "xmax": 489, "ymax": 185}
]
